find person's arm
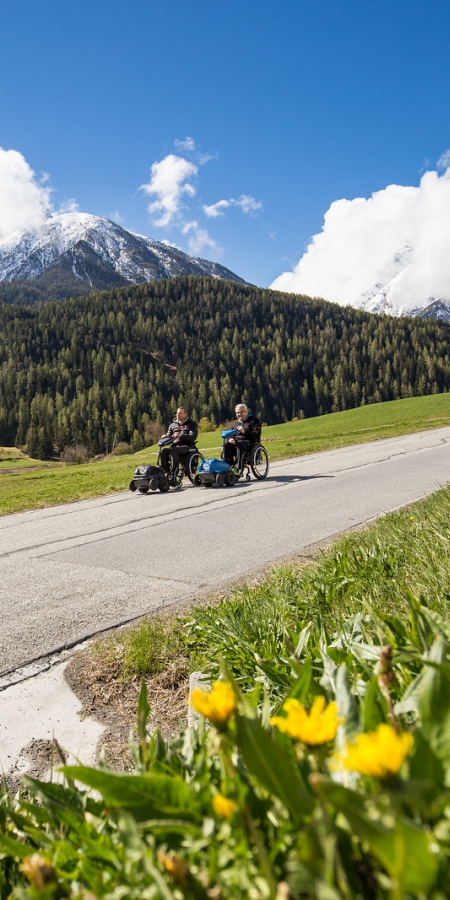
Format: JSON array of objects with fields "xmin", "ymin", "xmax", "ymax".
[
  {"xmin": 181, "ymin": 419, "xmax": 198, "ymax": 443},
  {"xmin": 243, "ymin": 417, "xmax": 261, "ymax": 441}
]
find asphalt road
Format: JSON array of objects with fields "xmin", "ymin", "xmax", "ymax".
[{"xmin": 1, "ymin": 427, "xmax": 450, "ymax": 674}]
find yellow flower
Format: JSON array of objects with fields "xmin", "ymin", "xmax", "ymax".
[
  {"xmin": 270, "ymin": 696, "xmax": 341, "ymax": 745},
  {"xmin": 158, "ymin": 851, "xmax": 190, "ymax": 885},
  {"xmin": 20, "ymin": 854, "xmax": 56, "ymax": 889},
  {"xmin": 212, "ymin": 793, "xmax": 238, "ymax": 819},
  {"xmin": 333, "ymin": 723, "xmax": 413, "ymax": 777},
  {"xmin": 191, "ymin": 680, "xmax": 236, "ymax": 725}
]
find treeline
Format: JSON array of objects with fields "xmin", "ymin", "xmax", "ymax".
[{"xmin": 1, "ymin": 275, "xmax": 450, "ymax": 457}]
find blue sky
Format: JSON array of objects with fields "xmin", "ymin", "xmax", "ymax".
[{"xmin": 1, "ymin": 0, "xmax": 450, "ymax": 287}]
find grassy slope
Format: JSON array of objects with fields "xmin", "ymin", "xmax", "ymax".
[{"xmin": 1, "ymin": 393, "xmax": 449, "ymax": 516}]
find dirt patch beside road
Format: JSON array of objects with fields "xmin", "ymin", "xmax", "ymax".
[{"xmin": 65, "ymin": 650, "xmax": 189, "ymax": 769}]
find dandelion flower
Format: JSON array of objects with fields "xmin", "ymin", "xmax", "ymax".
[
  {"xmin": 158, "ymin": 851, "xmax": 190, "ymax": 884},
  {"xmin": 333, "ymin": 723, "xmax": 413, "ymax": 777},
  {"xmin": 20, "ymin": 855, "xmax": 56, "ymax": 889},
  {"xmin": 191, "ymin": 680, "xmax": 236, "ymax": 725},
  {"xmin": 212, "ymin": 793, "xmax": 238, "ymax": 818},
  {"xmin": 270, "ymin": 696, "xmax": 341, "ymax": 745}
]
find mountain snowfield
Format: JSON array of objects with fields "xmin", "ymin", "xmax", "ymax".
[
  {"xmin": 272, "ymin": 238, "xmax": 450, "ymax": 323},
  {"xmin": 0, "ymin": 212, "xmax": 244, "ymax": 291},
  {"xmin": 271, "ymin": 168, "xmax": 450, "ymax": 322}
]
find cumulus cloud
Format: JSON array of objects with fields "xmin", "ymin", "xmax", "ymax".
[
  {"xmin": 0, "ymin": 147, "xmax": 52, "ymax": 243},
  {"xmin": 271, "ymin": 166, "xmax": 450, "ymax": 313},
  {"xmin": 203, "ymin": 193, "xmax": 262, "ymax": 218},
  {"xmin": 141, "ymin": 142, "xmax": 261, "ymax": 259},
  {"xmin": 140, "ymin": 154, "xmax": 198, "ymax": 227},
  {"xmin": 182, "ymin": 220, "xmax": 218, "ymax": 256}
]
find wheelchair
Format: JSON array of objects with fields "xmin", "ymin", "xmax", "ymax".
[
  {"xmin": 221, "ymin": 430, "xmax": 269, "ymax": 482},
  {"xmin": 157, "ymin": 436, "xmax": 204, "ymax": 488}
]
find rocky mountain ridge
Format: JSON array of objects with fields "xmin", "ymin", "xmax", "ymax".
[{"xmin": 0, "ymin": 213, "xmax": 245, "ymax": 301}]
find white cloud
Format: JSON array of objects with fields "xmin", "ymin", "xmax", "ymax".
[
  {"xmin": 59, "ymin": 198, "xmax": 79, "ymax": 214},
  {"xmin": 203, "ymin": 193, "xmax": 262, "ymax": 218},
  {"xmin": 182, "ymin": 220, "xmax": 218, "ymax": 256},
  {"xmin": 271, "ymin": 167, "xmax": 450, "ymax": 313},
  {"xmin": 161, "ymin": 238, "xmax": 180, "ymax": 248},
  {"xmin": 0, "ymin": 147, "xmax": 52, "ymax": 243},
  {"xmin": 437, "ymin": 149, "xmax": 450, "ymax": 169},
  {"xmin": 203, "ymin": 199, "xmax": 231, "ymax": 218},
  {"xmin": 236, "ymin": 194, "xmax": 262, "ymax": 215},
  {"xmin": 140, "ymin": 154, "xmax": 198, "ymax": 227},
  {"xmin": 174, "ymin": 136, "xmax": 196, "ymax": 152},
  {"xmin": 198, "ymin": 151, "xmax": 218, "ymax": 165}
]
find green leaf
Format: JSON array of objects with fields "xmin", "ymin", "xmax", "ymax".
[
  {"xmin": 61, "ymin": 767, "xmax": 199, "ymax": 823},
  {"xmin": 409, "ymin": 728, "xmax": 446, "ymax": 795},
  {"xmin": 138, "ymin": 679, "xmax": 151, "ymax": 743},
  {"xmin": 335, "ymin": 663, "xmax": 359, "ymax": 739},
  {"xmin": 362, "ymin": 677, "xmax": 387, "ymax": 731},
  {"xmin": 0, "ymin": 831, "xmax": 35, "ymax": 860},
  {"xmin": 234, "ymin": 706, "xmax": 313, "ymax": 824},
  {"xmin": 417, "ymin": 637, "xmax": 450, "ymax": 769},
  {"xmin": 312, "ymin": 776, "xmax": 438, "ymax": 894}
]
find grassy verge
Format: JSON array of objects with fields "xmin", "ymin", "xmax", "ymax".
[
  {"xmin": 1, "ymin": 393, "xmax": 449, "ymax": 516},
  {"xmin": 3, "ymin": 467, "xmax": 450, "ymax": 897},
  {"xmin": 94, "ymin": 480, "xmax": 450, "ymax": 692}
]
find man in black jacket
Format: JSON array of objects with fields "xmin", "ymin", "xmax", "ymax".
[
  {"xmin": 160, "ymin": 407, "xmax": 198, "ymax": 481},
  {"xmin": 223, "ymin": 403, "xmax": 261, "ymax": 471}
]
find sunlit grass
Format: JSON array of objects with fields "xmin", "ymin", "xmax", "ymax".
[
  {"xmin": 1, "ymin": 393, "xmax": 449, "ymax": 516},
  {"xmin": 97, "ymin": 481, "xmax": 450, "ymax": 684}
]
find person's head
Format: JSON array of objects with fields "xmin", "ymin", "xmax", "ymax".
[
  {"xmin": 235, "ymin": 403, "xmax": 248, "ymax": 421},
  {"xmin": 176, "ymin": 406, "xmax": 188, "ymax": 423}
]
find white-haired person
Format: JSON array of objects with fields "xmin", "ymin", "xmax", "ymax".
[{"xmin": 223, "ymin": 403, "xmax": 261, "ymax": 472}]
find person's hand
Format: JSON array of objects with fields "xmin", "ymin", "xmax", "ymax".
[
  {"xmin": 228, "ymin": 437, "xmax": 236, "ymax": 445},
  {"xmin": 237, "ymin": 424, "xmax": 245, "ymax": 433}
]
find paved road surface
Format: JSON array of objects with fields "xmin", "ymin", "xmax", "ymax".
[{"xmin": 1, "ymin": 427, "xmax": 450, "ymax": 675}]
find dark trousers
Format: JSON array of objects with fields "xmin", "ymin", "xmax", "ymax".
[
  {"xmin": 223, "ymin": 438, "xmax": 252, "ymax": 469},
  {"xmin": 160, "ymin": 444, "xmax": 190, "ymax": 476}
]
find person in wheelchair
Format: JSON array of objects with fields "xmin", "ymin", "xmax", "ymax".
[
  {"xmin": 160, "ymin": 407, "xmax": 199, "ymax": 483},
  {"xmin": 223, "ymin": 403, "xmax": 261, "ymax": 472}
]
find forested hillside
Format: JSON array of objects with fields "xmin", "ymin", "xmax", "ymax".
[{"xmin": 1, "ymin": 276, "xmax": 449, "ymax": 456}]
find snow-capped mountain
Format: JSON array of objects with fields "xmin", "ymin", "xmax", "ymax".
[
  {"xmin": 0, "ymin": 213, "xmax": 245, "ymax": 299},
  {"xmin": 271, "ymin": 234, "xmax": 450, "ymax": 322},
  {"xmin": 357, "ymin": 243, "xmax": 450, "ymax": 320}
]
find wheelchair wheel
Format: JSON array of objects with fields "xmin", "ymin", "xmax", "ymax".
[
  {"xmin": 250, "ymin": 445, "xmax": 269, "ymax": 480},
  {"xmin": 186, "ymin": 450, "xmax": 204, "ymax": 483}
]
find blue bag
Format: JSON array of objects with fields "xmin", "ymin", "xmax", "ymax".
[{"xmin": 198, "ymin": 458, "xmax": 231, "ymax": 474}]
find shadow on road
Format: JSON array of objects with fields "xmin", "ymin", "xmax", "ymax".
[{"xmin": 264, "ymin": 473, "xmax": 333, "ymax": 484}]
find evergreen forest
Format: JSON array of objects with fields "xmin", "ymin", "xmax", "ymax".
[{"xmin": 1, "ymin": 275, "xmax": 450, "ymax": 457}]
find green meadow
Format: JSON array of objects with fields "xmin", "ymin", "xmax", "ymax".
[{"xmin": 1, "ymin": 393, "xmax": 449, "ymax": 516}]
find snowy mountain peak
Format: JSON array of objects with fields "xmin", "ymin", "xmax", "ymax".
[{"xmin": 0, "ymin": 212, "xmax": 245, "ymax": 298}]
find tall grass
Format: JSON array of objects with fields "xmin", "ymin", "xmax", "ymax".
[
  {"xmin": 185, "ymin": 484, "xmax": 450, "ymax": 684},
  {"xmin": 110, "ymin": 483, "xmax": 450, "ymax": 686}
]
